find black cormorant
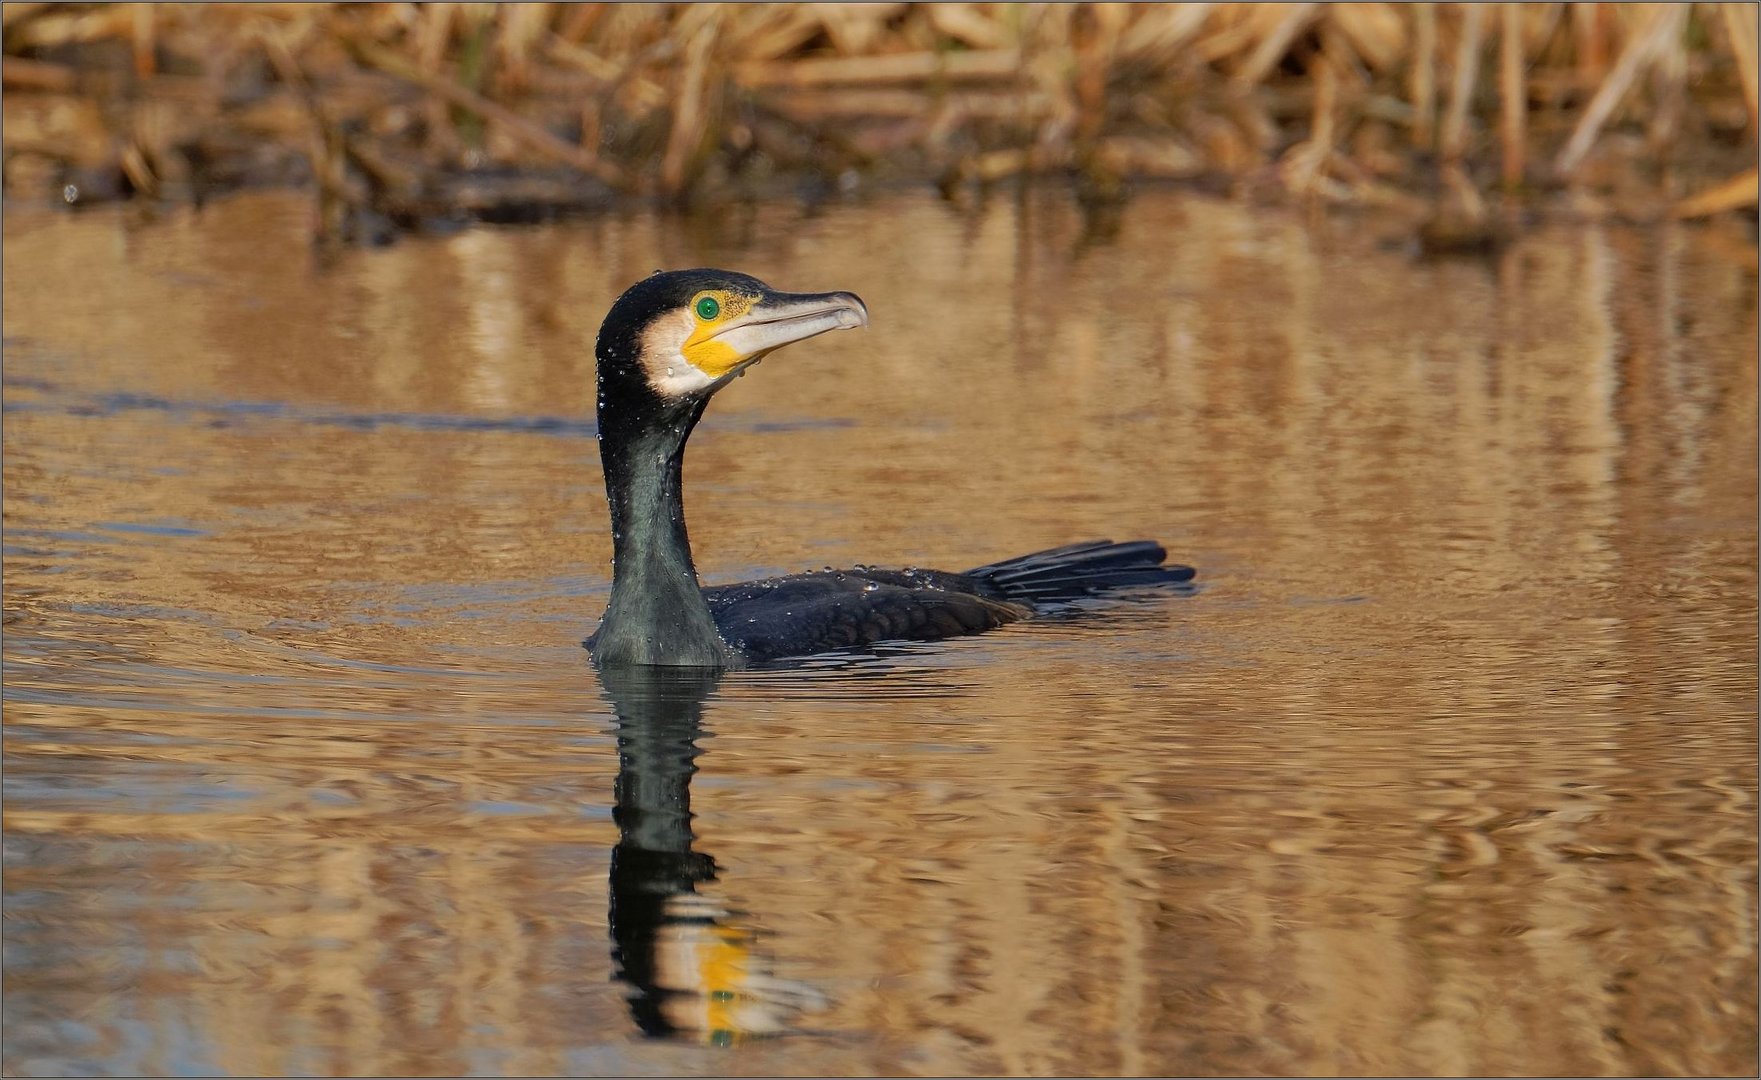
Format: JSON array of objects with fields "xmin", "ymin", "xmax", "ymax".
[{"xmin": 587, "ymin": 268, "xmax": 1194, "ymax": 667}]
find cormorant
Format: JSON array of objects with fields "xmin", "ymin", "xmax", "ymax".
[{"xmin": 587, "ymin": 268, "xmax": 1194, "ymax": 667}]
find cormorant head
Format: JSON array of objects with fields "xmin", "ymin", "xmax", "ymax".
[{"xmin": 595, "ymin": 269, "xmax": 868, "ymax": 410}]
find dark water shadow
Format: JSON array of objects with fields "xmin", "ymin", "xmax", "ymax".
[{"xmin": 0, "ymin": 380, "xmax": 856, "ymax": 440}]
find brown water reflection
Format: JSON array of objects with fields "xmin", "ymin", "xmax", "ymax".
[{"xmin": 3, "ymin": 191, "xmax": 1756, "ymax": 1077}]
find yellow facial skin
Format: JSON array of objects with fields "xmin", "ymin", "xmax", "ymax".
[
  {"xmin": 681, "ymin": 290, "xmax": 758, "ymax": 378},
  {"xmin": 653, "ymin": 285, "xmax": 867, "ymax": 398}
]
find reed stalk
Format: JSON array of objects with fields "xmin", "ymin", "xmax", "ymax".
[{"xmin": 0, "ymin": 2, "xmax": 1749, "ymax": 233}]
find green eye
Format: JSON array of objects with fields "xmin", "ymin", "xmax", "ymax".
[{"xmin": 695, "ymin": 296, "xmax": 721, "ymax": 321}]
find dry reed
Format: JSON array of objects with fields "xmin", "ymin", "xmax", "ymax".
[{"xmin": 2, "ymin": 3, "xmax": 1755, "ymax": 240}]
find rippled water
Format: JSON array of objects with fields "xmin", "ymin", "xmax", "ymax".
[{"xmin": 3, "ymin": 190, "xmax": 1756, "ymax": 1077}]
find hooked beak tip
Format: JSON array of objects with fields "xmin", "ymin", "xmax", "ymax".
[{"xmin": 824, "ymin": 291, "xmax": 868, "ymax": 330}]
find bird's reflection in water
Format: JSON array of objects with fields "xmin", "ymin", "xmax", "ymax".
[{"xmin": 598, "ymin": 663, "xmax": 829, "ymax": 1045}]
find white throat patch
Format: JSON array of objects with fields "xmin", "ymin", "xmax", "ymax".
[{"xmin": 639, "ymin": 308, "xmax": 719, "ymax": 399}]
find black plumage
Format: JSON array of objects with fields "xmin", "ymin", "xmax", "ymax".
[{"xmin": 586, "ymin": 269, "xmax": 1195, "ymax": 668}]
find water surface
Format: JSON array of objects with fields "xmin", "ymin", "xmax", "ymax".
[{"xmin": 4, "ymin": 190, "xmax": 1756, "ymax": 1076}]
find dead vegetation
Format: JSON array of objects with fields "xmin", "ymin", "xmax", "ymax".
[{"xmin": 2, "ymin": 3, "xmax": 1755, "ymax": 243}]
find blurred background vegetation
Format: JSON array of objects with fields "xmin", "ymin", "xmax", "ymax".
[{"xmin": 2, "ymin": 3, "xmax": 1756, "ymax": 245}]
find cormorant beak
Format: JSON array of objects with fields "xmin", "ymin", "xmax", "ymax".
[{"xmin": 708, "ymin": 290, "xmax": 868, "ymax": 368}]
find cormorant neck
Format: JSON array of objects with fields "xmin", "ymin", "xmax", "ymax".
[{"xmin": 595, "ymin": 396, "xmax": 733, "ymax": 666}]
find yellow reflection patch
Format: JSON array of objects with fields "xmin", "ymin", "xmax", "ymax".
[{"xmin": 698, "ymin": 924, "xmax": 750, "ymax": 1045}]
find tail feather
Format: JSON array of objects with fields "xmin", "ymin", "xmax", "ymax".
[{"xmin": 966, "ymin": 538, "xmax": 1196, "ymax": 603}]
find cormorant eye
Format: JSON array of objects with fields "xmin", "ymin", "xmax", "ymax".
[{"xmin": 695, "ymin": 296, "xmax": 721, "ymax": 321}]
